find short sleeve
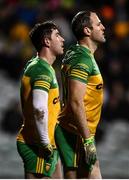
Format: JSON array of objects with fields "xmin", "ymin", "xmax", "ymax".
[
  {"xmin": 68, "ymin": 57, "xmax": 93, "ymax": 84},
  {"xmin": 32, "ymin": 72, "xmax": 52, "ymax": 92}
]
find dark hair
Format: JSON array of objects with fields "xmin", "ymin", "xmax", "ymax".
[
  {"xmin": 29, "ymin": 21, "xmax": 58, "ymax": 52},
  {"xmin": 71, "ymin": 10, "xmax": 94, "ymax": 41}
]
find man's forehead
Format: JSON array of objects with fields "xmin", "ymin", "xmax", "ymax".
[
  {"xmin": 90, "ymin": 12, "xmax": 100, "ymax": 23},
  {"xmin": 51, "ymin": 28, "xmax": 59, "ymax": 34}
]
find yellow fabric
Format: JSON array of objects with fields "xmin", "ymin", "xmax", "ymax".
[
  {"xmin": 59, "ymin": 74, "xmax": 103, "ymax": 136},
  {"xmin": 17, "ymin": 58, "xmax": 60, "ymax": 147}
]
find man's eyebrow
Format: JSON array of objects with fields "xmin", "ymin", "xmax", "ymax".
[{"xmin": 56, "ymin": 31, "xmax": 61, "ymax": 35}]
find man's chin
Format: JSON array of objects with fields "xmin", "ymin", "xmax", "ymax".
[
  {"xmin": 101, "ymin": 38, "xmax": 106, "ymax": 43},
  {"xmin": 102, "ymin": 37, "xmax": 106, "ymax": 42}
]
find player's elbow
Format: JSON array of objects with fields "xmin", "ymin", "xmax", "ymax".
[{"xmin": 33, "ymin": 107, "xmax": 48, "ymax": 121}]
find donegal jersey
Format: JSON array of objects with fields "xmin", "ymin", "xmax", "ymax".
[
  {"xmin": 17, "ymin": 56, "xmax": 60, "ymax": 147},
  {"xmin": 58, "ymin": 45, "xmax": 103, "ymax": 135}
]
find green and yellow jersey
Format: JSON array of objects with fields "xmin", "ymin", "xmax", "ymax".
[
  {"xmin": 58, "ymin": 44, "xmax": 103, "ymax": 135},
  {"xmin": 17, "ymin": 56, "xmax": 60, "ymax": 147}
]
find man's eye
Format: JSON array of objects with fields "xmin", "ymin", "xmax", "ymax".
[{"xmin": 56, "ymin": 33, "xmax": 60, "ymax": 37}]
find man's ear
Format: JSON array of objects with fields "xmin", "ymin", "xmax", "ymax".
[
  {"xmin": 43, "ymin": 38, "xmax": 50, "ymax": 47},
  {"xmin": 84, "ymin": 27, "xmax": 91, "ymax": 36}
]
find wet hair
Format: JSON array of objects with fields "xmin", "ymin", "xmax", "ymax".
[
  {"xmin": 71, "ymin": 10, "xmax": 94, "ymax": 40},
  {"xmin": 29, "ymin": 21, "xmax": 58, "ymax": 52}
]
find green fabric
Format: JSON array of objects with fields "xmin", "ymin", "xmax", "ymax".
[
  {"xmin": 55, "ymin": 124, "xmax": 97, "ymax": 172},
  {"xmin": 83, "ymin": 136, "xmax": 95, "ymax": 145},
  {"xmin": 62, "ymin": 44, "xmax": 100, "ymax": 82},
  {"xmin": 55, "ymin": 124, "xmax": 78, "ymax": 168},
  {"xmin": 61, "ymin": 44, "xmax": 101, "ymax": 102},
  {"xmin": 23, "ymin": 56, "xmax": 58, "ymax": 92},
  {"xmin": 17, "ymin": 141, "xmax": 59, "ymax": 177}
]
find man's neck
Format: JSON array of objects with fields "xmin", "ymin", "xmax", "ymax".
[
  {"xmin": 38, "ymin": 48, "xmax": 56, "ymax": 65},
  {"xmin": 79, "ymin": 38, "xmax": 97, "ymax": 54}
]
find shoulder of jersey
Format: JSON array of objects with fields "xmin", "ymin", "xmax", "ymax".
[
  {"xmin": 24, "ymin": 58, "xmax": 51, "ymax": 75},
  {"xmin": 63, "ymin": 45, "xmax": 92, "ymax": 65}
]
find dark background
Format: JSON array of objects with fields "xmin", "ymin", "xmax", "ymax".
[{"xmin": 0, "ymin": 0, "xmax": 129, "ymax": 178}]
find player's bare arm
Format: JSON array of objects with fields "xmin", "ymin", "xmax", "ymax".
[
  {"xmin": 68, "ymin": 79, "xmax": 97, "ymax": 166},
  {"xmin": 68, "ymin": 79, "xmax": 90, "ymax": 139}
]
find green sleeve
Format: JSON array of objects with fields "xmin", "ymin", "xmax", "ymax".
[
  {"xmin": 68, "ymin": 56, "xmax": 93, "ymax": 84},
  {"xmin": 31, "ymin": 69, "xmax": 52, "ymax": 93}
]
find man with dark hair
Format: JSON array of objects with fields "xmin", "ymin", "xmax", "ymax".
[
  {"xmin": 55, "ymin": 11, "xmax": 106, "ymax": 178},
  {"xmin": 16, "ymin": 21, "xmax": 64, "ymax": 179}
]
